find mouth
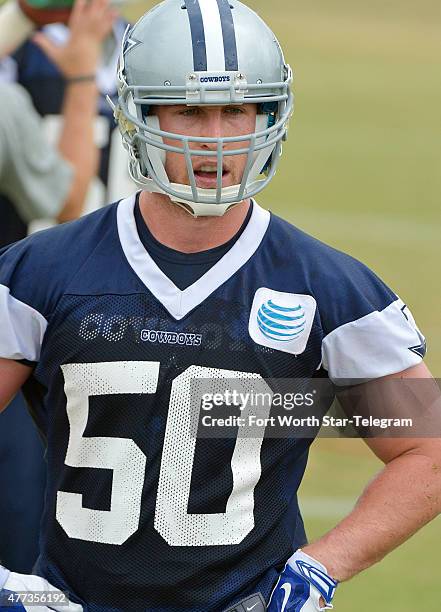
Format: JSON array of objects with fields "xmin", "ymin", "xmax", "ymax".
[{"xmin": 193, "ymin": 164, "xmax": 231, "ymax": 189}]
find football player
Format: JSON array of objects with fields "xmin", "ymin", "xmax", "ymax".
[{"xmin": 0, "ymin": 1, "xmax": 440, "ymax": 611}]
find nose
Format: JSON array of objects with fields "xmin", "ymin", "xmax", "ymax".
[{"xmin": 200, "ymin": 109, "xmax": 224, "ymax": 149}]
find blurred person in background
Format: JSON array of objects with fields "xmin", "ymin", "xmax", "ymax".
[
  {"xmin": 0, "ymin": 0, "xmax": 116, "ymax": 573},
  {"xmin": 2, "ymin": 15, "xmax": 131, "ymax": 224},
  {"xmin": 0, "ymin": 0, "xmax": 119, "ymax": 245},
  {"xmin": 0, "ymin": 0, "xmax": 138, "ymax": 231}
]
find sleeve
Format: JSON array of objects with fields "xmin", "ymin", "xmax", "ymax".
[
  {"xmin": 319, "ymin": 257, "xmax": 426, "ymax": 385},
  {"xmin": 0, "ymin": 83, "xmax": 72, "ymax": 223},
  {"xmin": 0, "ymin": 241, "xmax": 48, "ymax": 362}
]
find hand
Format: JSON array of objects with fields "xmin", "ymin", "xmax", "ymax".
[
  {"xmin": 267, "ymin": 551, "xmax": 338, "ymax": 612},
  {"xmin": 32, "ymin": 0, "xmax": 117, "ymax": 79},
  {"xmin": 0, "ymin": 565, "xmax": 83, "ymax": 611}
]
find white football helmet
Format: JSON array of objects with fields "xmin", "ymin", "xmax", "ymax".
[{"xmin": 113, "ymin": 0, "xmax": 294, "ymax": 216}]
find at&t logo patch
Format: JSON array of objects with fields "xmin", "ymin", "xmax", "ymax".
[{"xmin": 249, "ymin": 288, "xmax": 316, "ymax": 355}]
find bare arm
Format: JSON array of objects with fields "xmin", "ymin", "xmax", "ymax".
[
  {"xmin": 0, "ymin": 358, "xmax": 33, "ymax": 413},
  {"xmin": 303, "ymin": 362, "xmax": 441, "ymax": 581},
  {"xmin": 55, "ymin": 79, "xmax": 99, "ymax": 224},
  {"xmin": 33, "ymin": 0, "xmax": 116, "ymax": 223}
]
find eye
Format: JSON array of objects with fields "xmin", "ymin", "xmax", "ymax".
[
  {"xmin": 224, "ymin": 106, "xmax": 245, "ymax": 115},
  {"xmin": 179, "ymin": 107, "xmax": 200, "ymax": 117}
]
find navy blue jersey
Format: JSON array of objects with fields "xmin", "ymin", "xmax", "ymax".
[{"xmin": 0, "ymin": 195, "xmax": 425, "ymax": 611}]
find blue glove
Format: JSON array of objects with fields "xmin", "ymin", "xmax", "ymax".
[
  {"xmin": 267, "ymin": 550, "xmax": 338, "ymax": 611},
  {"xmin": 0, "ymin": 565, "xmax": 83, "ymax": 611}
]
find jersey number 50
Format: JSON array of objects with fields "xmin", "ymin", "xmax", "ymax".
[{"xmin": 57, "ymin": 361, "xmax": 271, "ymax": 546}]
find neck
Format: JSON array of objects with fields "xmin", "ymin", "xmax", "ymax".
[{"xmin": 138, "ymin": 191, "xmax": 251, "ymax": 253}]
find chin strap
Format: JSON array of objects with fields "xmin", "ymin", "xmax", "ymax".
[
  {"xmin": 138, "ymin": 174, "xmax": 244, "ymax": 217},
  {"xmin": 170, "ymin": 197, "xmax": 243, "ymax": 218}
]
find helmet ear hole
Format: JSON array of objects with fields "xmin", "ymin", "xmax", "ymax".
[
  {"xmin": 259, "ymin": 101, "xmax": 278, "ymax": 115},
  {"xmin": 257, "ymin": 101, "xmax": 278, "ymax": 171},
  {"xmin": 262, "ymin": 113, "xmax": 276, "ymax": 174},
  {"xmin": 255, "ymin": 114, "xmax": 274, "ymax": 175}
]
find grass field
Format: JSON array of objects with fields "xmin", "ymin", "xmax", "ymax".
[
  {"xmin": 123, "ymin": 1, "xmax": 441, "ymax": 609},
  {"xmin": 259, "ymin": 3, "xmax": 441, "ymax": 610}
]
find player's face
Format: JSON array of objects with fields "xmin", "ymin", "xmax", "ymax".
[{"xmin": 153, "ymin": 104, "xmax": 258, "ymax": 190}]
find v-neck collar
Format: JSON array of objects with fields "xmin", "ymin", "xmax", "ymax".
[{"xmin": 117, "ymin": 193, "xmax": 271, "ymax": 320}]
